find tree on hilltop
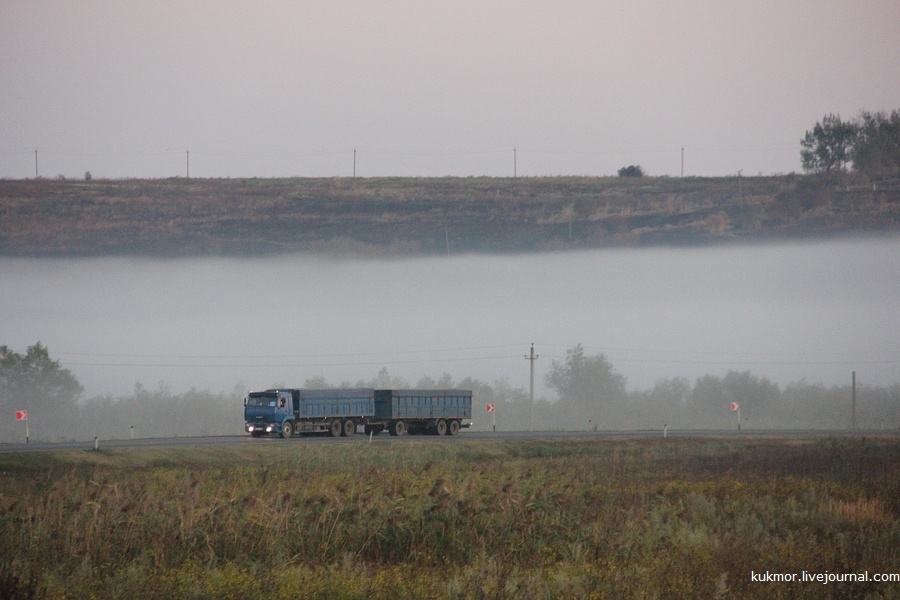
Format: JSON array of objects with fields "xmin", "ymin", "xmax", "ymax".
[
  {"xmin": 800, "ymin": 113, "xmax": 856, "ymax": 173},
  {"xmin": 617, "ymin": 165, "xmax": 645, "ymax": 177},
  {"xmin": 853, "ymin": 109, "xmax": 900, "ymax": 179},
  {"xmin": 800, "ymin": 109, "xmax": 900, "ymax": 178}
]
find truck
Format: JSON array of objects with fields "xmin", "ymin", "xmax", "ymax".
[{"xmin": 244, "ymin": 388, "xmax": 472, "ymax": 438}]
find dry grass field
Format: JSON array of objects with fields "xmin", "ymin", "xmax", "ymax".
[
  {"xmin": 2, "ymin": 175, "xmax": 898, "ymax": 257},
  {"xmin": 1, "ymin": 436, "xmax": 898, "ymax": 598}
]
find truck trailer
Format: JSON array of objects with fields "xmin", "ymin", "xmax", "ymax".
[{"xmin": 244, "ymin": 388, "xmax": 472, "ymax": 439}]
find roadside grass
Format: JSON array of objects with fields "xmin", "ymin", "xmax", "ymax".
[{"xmin": 1, "ymin": 436, "xmax": 898, "ymax": 599}]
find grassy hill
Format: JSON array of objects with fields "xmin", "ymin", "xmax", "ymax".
[{"xmin": 1, "ymin": 174, "xmax": 898, "ymax": 257}]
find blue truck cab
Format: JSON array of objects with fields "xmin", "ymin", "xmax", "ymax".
[{"xmin": 244, "ymin": 389, "xmax": 294, "ymax": 437}]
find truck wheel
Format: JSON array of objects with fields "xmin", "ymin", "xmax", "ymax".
[
  {"xmin": 435, "ymin": 419, "xmax": 448, "ymax": 436},
  {"xmin": 448, "ymin": 420, "xmax": 460, "ymax": 436},
  {"xmin": 342, "ymin": 418, "xmax": 356, "ymax": 437},
  {"xmin": 390, "ymin": 420, "xmax": 406, "ymax": 436},
  {"xmin": 281, "ymin": 421, "xmax": 293, "ymax": 439},
  {"xmin": 329, "ymin": 419, "xmax": 342, "ymax": 438}
]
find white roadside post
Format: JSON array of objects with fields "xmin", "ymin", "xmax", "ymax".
[{"xmin": 486, "ymin": 403, "xmax": 496, "ymax": 432}]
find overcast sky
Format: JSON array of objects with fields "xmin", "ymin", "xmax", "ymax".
[{"xmin": 2, "ymin": 1, "xmax": 898, "ymax": 179}]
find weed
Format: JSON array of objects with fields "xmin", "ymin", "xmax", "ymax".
[{"xmin": 1, "ymin": 437, "xmax": 898, "ymax": 598}]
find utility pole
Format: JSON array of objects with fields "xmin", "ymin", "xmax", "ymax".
[
  {"xmin": 525, "ymin": 343, "xmax": 539, "ymax": 430},
  {"xmin": 681, "ymin": 147, "xmax": 684, "ymax": 177},
  {"xmin": 851, "ymin": 371, "xmax": 857, "ymax": 431},
  {"xmin": 513, "ymin": 148, "xmax": 517, "ymax": 178},
  {"xmin": 35, "ymin": 149, "xmax": 38, "ymax": 178},
  {"xmin": 353, "ymin": 148, "xmax": 356, "ymax": 178},
  {"xmin": 186, "ymin": 150, "xmax": 190, "ymax": 178}
]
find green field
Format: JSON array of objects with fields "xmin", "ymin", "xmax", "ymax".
[{"xmin": 1, "ymin": 436, "xmax": 898, "ymax": 599}]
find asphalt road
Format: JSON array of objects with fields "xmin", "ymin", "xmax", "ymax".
[{"xmin": 0, "ymin": 428, "xmax": 890, "ymax": 454}]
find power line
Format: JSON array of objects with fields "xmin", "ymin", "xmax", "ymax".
[
  {"xmin": 54, "ymin": 343, "xmax": 533, "ymax": 370},
  {"xmin": 53, "ymin": 343, "xmax": 525, "ymax": 361},
  {"xmin": 535, "ymin": 342, "xmax": 900, "ymax": 359},
  {"xmin": 60, "ymin": 354, "xmax": 525, "ymax": 369},
  {"xmin": 53, "ymin": 340, "xmax": 900, "ymax": 370},
  {"xmin": 4, "ymin": 143, "xmax": 796, "ymax": 162}
]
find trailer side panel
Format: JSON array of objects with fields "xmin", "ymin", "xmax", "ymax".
[
  {"xmin": 374, "ymin": 389, "xmax": 472, "ymax": 421},
  {"xmin": 295, "ymin": 388, "xmax": 375, "ymax": 419}
]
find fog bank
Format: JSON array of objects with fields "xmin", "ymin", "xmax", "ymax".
[{"xmin": 1, "ymin": 237, "xmax": 898, "ymax": 399}]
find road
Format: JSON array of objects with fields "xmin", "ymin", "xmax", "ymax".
[{"xmin": 0, "ymin": 428, "xmax": 889, "ymax": 454}]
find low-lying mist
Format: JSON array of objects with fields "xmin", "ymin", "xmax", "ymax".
[{"xmin": 2, "ymin": 236, "xmax": 898, "ymax": 402}]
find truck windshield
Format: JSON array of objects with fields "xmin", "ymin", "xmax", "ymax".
[{"xmin": 247, "ymin": 394, "xmax": 278, "ymax": 407}]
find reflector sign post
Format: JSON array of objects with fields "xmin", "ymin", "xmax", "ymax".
[
  {"xmin": 15, "ymin": 410, "xmax": 29, "ymax": 444},
  {"xmin": 486, "ymin": 404, "xmax": 496, "ymax": 432},
  {"xmin": 731, "ymin": 402, "xmax": 741, "ymax": 431}
]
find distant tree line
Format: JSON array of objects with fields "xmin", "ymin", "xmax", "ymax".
[
  {"xmin": 538, "ymin": 344, "xmax": 899, "ymax": 431},
  {"xmin": 1, "ymin": 343, "xmax": 897, "ymax": 442},
  {"xmin": 801, "ymin": 109, "xmax": 900, "ymax": 178}
]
